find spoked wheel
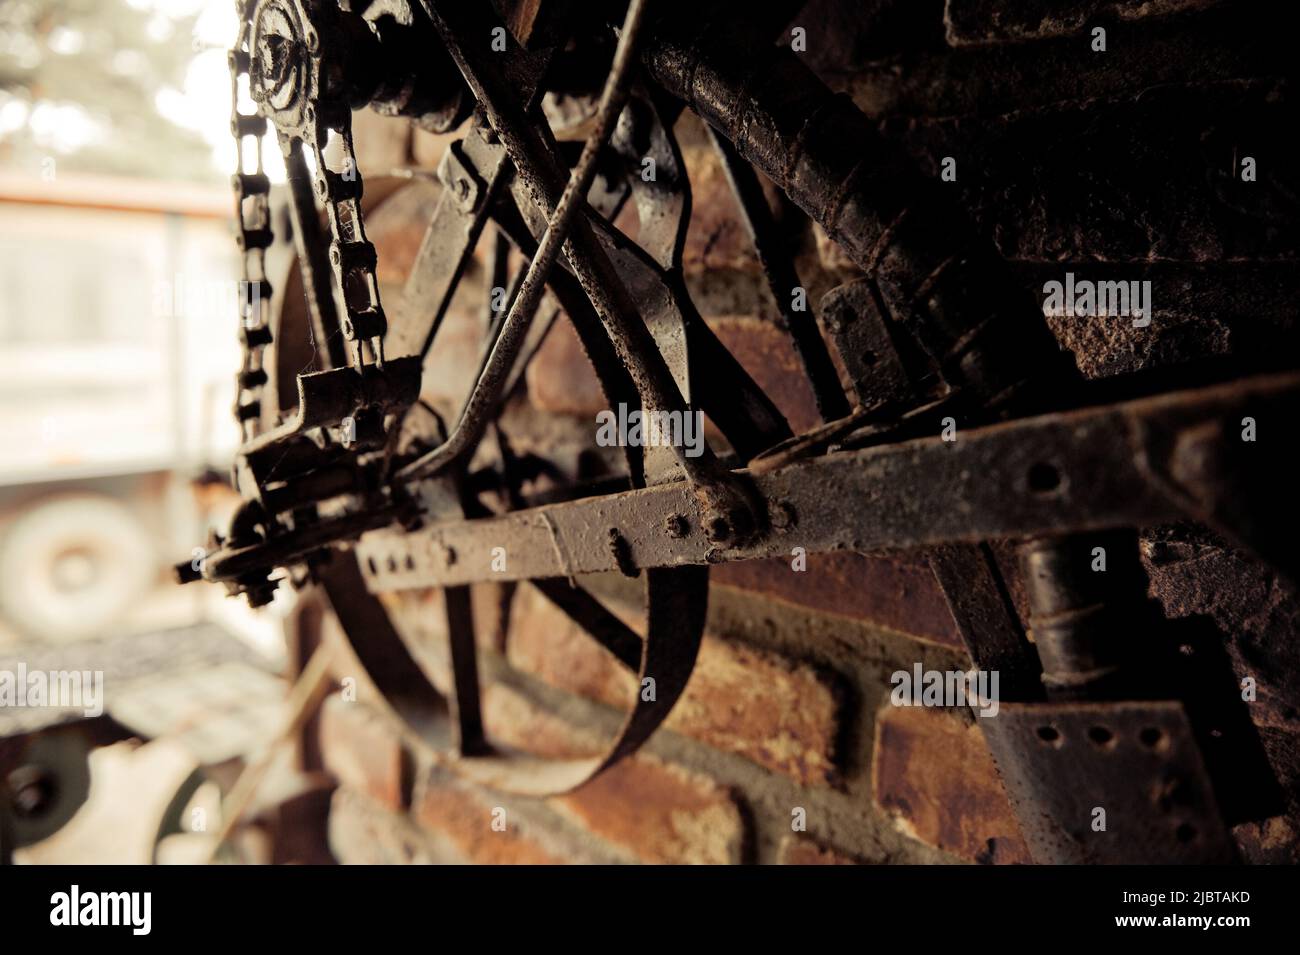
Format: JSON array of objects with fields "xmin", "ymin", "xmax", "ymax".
[
  {"xmin": 243, "ymin": 1, "xmax": 812, "ymax": 795},
  {"xmin": 201, "ymin": 0, "xmax": 1055, "ymax": 799},
  {"xmin": 269, "ymin": 171, "xmax": 721, "ymax": 795}
]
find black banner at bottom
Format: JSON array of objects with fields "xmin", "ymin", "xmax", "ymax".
[{"xmin": 0, "ymin": 863, "xmax": 1292, "ymax": 942}]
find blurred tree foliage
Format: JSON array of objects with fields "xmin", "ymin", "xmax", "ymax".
[{"xmin": 0, "ymin": 0, "xmax": 222, "ymax": 182}]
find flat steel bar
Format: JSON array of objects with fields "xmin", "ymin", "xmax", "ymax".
[{"xmin": 360, "ymin": 372, "xmax": 1300, "ymax": 591}]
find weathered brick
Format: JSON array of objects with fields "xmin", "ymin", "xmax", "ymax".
[
  {"xmin": 872, "ymin": 704, "xmax": 1030, "ymax": 863},
  {"xmin": 482, "ymin": 686, "xmax": 748, "ymax": 864},
  {"xmin": 319, "ymin": 695, "xmax": 411, "ymax": 811},
  {"xmin": 556, "ymin": 758, "xmax": 745, "ymax": 864},
  {"xmin": 526, "ymin": 316, "xmax": 607, "ymax": 417},
  {"xmin": 712, "ymin": 552, "xmax": 963, "ymax": 648},
  {"xmin": 778, "ymin": 834, "xmax": 864, "ymax": 865},
  {"xmin": 1141, "ymin": 529, "xmax": 1300, "ymax": 823},
  {"xmin": 707, "ymin": 317, "xmax": 824, "ymax": 436},
  {"xmin": 527, "ymin": 313, "xmax": 829, "ymax": 438},
  {"xmin": 679, "ymin": 141, "xmax": 761, "ymax": 274},
  {"xmin": 328, "ymin": 786, "xmax": 435, "ymax": 864},
  {"xmin": 1026, "ymin": 263, "xmax": 1300, "ymax": 380},
  {"xmin": 362, "ymin": 175, "xmax": 494, "ymax": 417},
  {"xmin": 376, "ymin": 581, "xmax": 520, "ymax": 695},
  {"xmin": 505, "ymin": 585, "xmax": 844, "ymax": 785},
  {"xmin": 411, "ymin": 777, "xmax": 570, "ymax": 865}
]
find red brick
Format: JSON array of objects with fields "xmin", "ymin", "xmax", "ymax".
[
  {"xmin": 679, "ymin": 142, "xmax": 761, "ymax": 274},
  {"xmin": 872, "ymin": 705, "xmax": 1030, "ymax": 864},
  {"xmin": 527, "ymin": 313, "xmax": 828, "ymax": 437},
  {"xmin": 707, "ymin": 317, "xmax": 823, "ymax": 435},
  {"xmin": 411, "ymin": 778, "xmax": 570, "ymax": 865},
  {"xmin": 556, "ymin": 756, "xmax": 745, "ymax": 864},
  {"xmin": 318, "ymin": 695, "xmax": 410, "ymax": 811},
  {"xmin": 374, "ymin": 582, "xmax": 517, "ymax": 697},
  {"xmin": 505, "ymin": 585, "xmax": 843, "ymax": 785},
  {"xmin": 526, "ymin": 316, "xmax": 607, "ymax": 417},
  {"xmin": 328, "ymin": 787, "xmax": 434, "ymax": 864},
  {"xmin": 482, "ymin": 686, "xmax": 747, "ymax": 864},
  {"xmin": 712, "ymin": 551, "xmax": 963, "ymax": 648},
  {"xmin": 362, "ymin": 176, "xmax": 492, "ymax": 414},
  {"xmin": 777, "ymin": 834, "xmax": 863, "ymax": 865}
]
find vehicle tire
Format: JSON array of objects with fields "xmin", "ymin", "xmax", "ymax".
[{"xmin": 0, "ymin": 494, "xmax": 156, "ymax": 643}]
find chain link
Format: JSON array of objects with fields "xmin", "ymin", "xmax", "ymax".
[
  {"xmin": 228, "ymin": 18, "xmax": 274, "ymax": 444},
  {"xmin": 226, "ymin": 1, "xmax": 390, "ymax": 449}
]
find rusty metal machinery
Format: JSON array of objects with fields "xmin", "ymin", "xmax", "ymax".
[{"xmin": 178, "ymin": 0, "xmax": 1298, "ymax": 859}]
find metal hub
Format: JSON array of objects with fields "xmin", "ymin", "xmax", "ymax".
[{"xmin": 249, "ymin": 0, "xmax": 320, "ymax": 132}]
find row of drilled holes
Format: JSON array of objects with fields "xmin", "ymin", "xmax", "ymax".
[
  {"xmin": 366, "ymin": 552, "xmax": 417, "ymax": 577},
  {"xmin": 1035, "ymin": 723, "xmax": 1202, "ymax": 845},
  {"xmin": 1035, "ymin": 723, "xmax": 1167, "ymax": 750}
]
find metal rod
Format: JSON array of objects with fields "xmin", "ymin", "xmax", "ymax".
[
  {"xmin": 708, "ymin": 127, "xmax": 851, "ymax": 423},
  {"xmin": 399, "ymin": 0, "xmax": 652, "ymax": 481},
  {"xmin": 205, "ymin": 640, "xmax": 337, "ymax": 862},
  {"xmin": 285, "ymin": 140, "xmax": 348, "ymax": 370}
]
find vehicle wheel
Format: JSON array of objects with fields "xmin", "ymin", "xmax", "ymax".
[{"xmin": 0, "ymin": 494, "xmax": 156, "ymax": 643}]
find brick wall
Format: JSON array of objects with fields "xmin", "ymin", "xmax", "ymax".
[{"xmin": 314, "ymin": 0, "xmax": 1300, "ymax": 864}]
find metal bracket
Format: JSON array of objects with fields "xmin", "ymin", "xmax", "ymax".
[{"xmin": 980, "ymin": 700, "xmax": 1236, "ymax": 863}]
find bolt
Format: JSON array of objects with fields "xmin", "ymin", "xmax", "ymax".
[{"xmin": 607, "ymin": 528, "xmax": 638, "ymax": 578}]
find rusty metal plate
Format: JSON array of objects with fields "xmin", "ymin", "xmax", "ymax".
[
  {"xmin": 357, "ymin": 372, "xmax": 1299, "ymax": 590},
  {"xmin": 980, "ymin": 700, "xmax": 1235, "ymax": 864}
]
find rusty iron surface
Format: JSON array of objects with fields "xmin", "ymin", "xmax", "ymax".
[
  {"xmin": 981, "ymin": 701, "xmax": 1236, "ymax": 864},
  {"xmin": 171, "ymin": 0, "xmax": 1299, "ymax": 824}
]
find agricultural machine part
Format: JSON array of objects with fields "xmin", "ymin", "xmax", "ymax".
[{"xmin": 173, "ymin": 0, "xmax": 1295, "ymax": 856}]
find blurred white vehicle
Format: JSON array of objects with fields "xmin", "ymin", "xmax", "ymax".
[{"xmin": 0, "ymin": 172, "xmax": 242, "ymax": 642}]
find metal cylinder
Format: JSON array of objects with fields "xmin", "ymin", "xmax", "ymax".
[{"xmin": 1019, "ymin": 529, "xmax": 1149, "ymax": 698}]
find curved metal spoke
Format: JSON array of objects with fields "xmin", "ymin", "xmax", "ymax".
[
  {"xmin": 530, "ymin": 579, "xmax": 643, "ymax": 672},
  {"xmin": 444, "ymin": 584, "xmax": 487, "ymax": 756}
]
